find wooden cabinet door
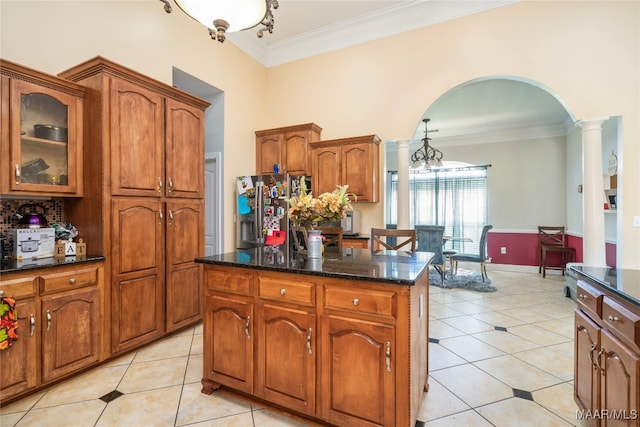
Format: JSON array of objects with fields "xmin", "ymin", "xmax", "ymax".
[
  {"xmin": 165, "ymin": 98, "xmax": 205, "ymax": 198},
  {"xmin": 600, "ymin": 331, "xmax": 640, "ymax": 427},
  {"xmin": 575, "ymin": 311, "xmax": 601, "ymax": 421},
  {"xmin": 256, "ymin": 133, "xmax": 283, "ymax": 175},
  {"xmin": 204, "ymin": 295, "xmax": 254, "ymax": 394},
  {"xmin": 283, "ymin": 130, "xmax": 309, "ymax": 176},
  {"xmin": 320, "ymin": 314, "xmax": 396, "ymax": 427},
  {"xmin": 7, "ymin": 79, "xmax": 82, "ymax": 196},
  {"xmin": 0, "ymin": 299, "xmax": 37, "ymax": 400},
  {"xmin": 256, "ymin": 304, "xmax": 316, "ymax": 415},
  {"xmin": 110, "ymin": 78, "xmax": 164, "ymax": 197},
  {"xmin": 342, "ymin": 142, "xmax": 375, "ymax": 202},
  {"xmin": 166, "ymin": 200, "xmax": 203, "ymax": 332},
  {"xmin": 111, "ymin": 198, "xmax": 164, "ymax": 353},
  {"xmin": 311, "ymin": 145, "xmax": 341, "ymax": 196},
  {"xmin": 41, "ymin": 288, "xmax": 100, "ymax": 383}
]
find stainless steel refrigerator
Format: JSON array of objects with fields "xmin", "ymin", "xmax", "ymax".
[{"xmin": 235, "ymin": 174, "xmax": 308, "ymax": 260}]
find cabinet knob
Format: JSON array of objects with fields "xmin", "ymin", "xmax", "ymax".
[
  {"xmin": 69, "ymin": 278, "xmax": 76, "ymax": 284},
  {"xmin": 352, "ymin": 298, "xmax": 359, "ymax": 306},
  {"xmin": 280, "ymin": 288, "xmax": 286, "ymax": 296}
]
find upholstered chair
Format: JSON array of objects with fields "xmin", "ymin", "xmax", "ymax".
[{"xmin": 415, "ymin": 225, "xmax": 446, "ymax": 285}]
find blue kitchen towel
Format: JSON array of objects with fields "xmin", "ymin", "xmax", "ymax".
[{"xmin": 238, "ymin": 194, "xmax": 250, "ymax": 214}]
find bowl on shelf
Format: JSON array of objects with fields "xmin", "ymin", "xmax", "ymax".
[{"xmin": 34, "ymin": 124, "xmax": 67, "ymax": 142}]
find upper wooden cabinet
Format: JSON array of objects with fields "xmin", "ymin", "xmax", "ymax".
[
  {"xmin": 1, "ymin": 59, "xmax": 85, "ymax": 196},
  {"xmin": 255, "ymin": 123, "xmax": 322, "ymax": 176},
  {"xmin": 59, "ymin": 56, "xmax": 208, "ymax": 199},
  {"xmin": 310, "ymin": 135, "xmax": 380, "ymax": 202}
]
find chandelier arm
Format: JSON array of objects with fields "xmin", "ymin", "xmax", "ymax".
[{"xmin": 159, "ymin": 0, "xmax": 172, "ymax": 13}]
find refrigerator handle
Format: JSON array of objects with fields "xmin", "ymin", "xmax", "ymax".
[{"xmin": 256, "ymin": 180, "xmax": 264, "ymax": 244}]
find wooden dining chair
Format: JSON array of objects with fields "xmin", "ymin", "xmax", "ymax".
[
  {"xmin": 319, "ymin": 226, "xmax": 343, "ymax": 253},
  {"xmin": 371, "ymin": 228, "xmax": 416, "ymax": 254},
  {"xmin": 538, "ymin": 226, "xmax": 575, "ymax": 278}
]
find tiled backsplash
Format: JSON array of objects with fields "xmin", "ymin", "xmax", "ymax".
[{"xmin": 0, "ymin": 199, "xmax": 64, "ymax": 237}]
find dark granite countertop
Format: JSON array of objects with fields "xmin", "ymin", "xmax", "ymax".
[
  {"xmin": 195, "ymin": 248, "xmax": 434, "ymax": 286},
  {"xmin": 570, "ymin": 265, "xmax": 640, "ymax": 307},
  {"xmin": 0, "ymin": 255, "xmax": 106, "ymax": 274}
]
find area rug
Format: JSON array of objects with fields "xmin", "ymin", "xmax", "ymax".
[{"xmin": 428, "ymin": 267, "xmax": 497, "ymax": 292}]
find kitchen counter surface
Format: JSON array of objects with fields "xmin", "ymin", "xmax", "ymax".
[
  {"xmin": 196, "ymin": 248, "xmax": 434, "ymax": 286},
  {"xmin": 570, "ymin": 265, "xmax": 640, "ymax": 306},
  {"xmin": 0, "ymin": 255, "xmax": 106, "ymax": 274}
]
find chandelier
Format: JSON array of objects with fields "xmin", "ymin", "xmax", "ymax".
[
  {"xmin": 410, "ymin": 118, "xmax": 443, "ymax": 169},
  {"xmin": 160, "ymin": 0, "xmax": 279, "ymax": 43}
]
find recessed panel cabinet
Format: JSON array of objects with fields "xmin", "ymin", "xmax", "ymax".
[
  {"xmin": 1, "ymin": 59, "xmax": 84, "ymax": 196},
  {"xmin": 574, "ymin": 280, "xmax": 640, "ymax": 426},
  {"xmin": 310, "ymin": 134, "xmax": 380, "ymax": 202},
  {"xmin": 60, "ymin": 57, "xmax": 209, "ymax": 356},
  {"xmin": 0, "ymin": 261, "xmax": 104, "ymax": 403},
  {"xmin": 201, "ymin": 264, "xmax": 428, "ymax": 427},
  {"xmin": 255, "ymin": 123, "xmax": 322, "ymax": 175}
]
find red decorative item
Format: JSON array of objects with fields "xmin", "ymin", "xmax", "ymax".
[{"xmin": 0, "ymin": 294, "xmax": 19, "ymax": 350}]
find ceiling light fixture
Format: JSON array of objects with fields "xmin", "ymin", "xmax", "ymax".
[
  {"xmin": 160, "ymin": 0, "xmax": 279, "ymax": 43},
  {"xmin": 410, "ymin": 118, "xmax": 443, "ymax": 170}
]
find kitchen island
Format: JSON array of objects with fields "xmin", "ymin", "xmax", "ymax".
[{"xmin": 195, "ymin": 248, "xmax": 433, "ymax": 427}]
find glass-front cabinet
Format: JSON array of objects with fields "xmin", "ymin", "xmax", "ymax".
[{"xmin": 1, "ymin": 59, "xmax": 84, "ymax": 196}]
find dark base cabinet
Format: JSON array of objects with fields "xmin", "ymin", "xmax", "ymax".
[
  {"xmin": 0, "ymin": 261, "xmax": 104, "ymax": 403},
  {"xmin": 200, "ymin": 263, "xmax": 429, "ymax": 427},
  {"xmin": 574, "ymin": 274, "xmax": 640, "ymax": 427}
]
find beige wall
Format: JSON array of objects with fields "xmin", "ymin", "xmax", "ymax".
[
  {"xmin": 1, "ymin": 0, "xmax": 267, "ymax": 257},
  {"xmin": 265, "ymin": 1, "xmax": 640, "ymax": 268},
  {"xmin": 2, "ymin": 1, "xmax": 638, "ymax": 268}
]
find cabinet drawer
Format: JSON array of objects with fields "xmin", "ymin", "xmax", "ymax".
[
  {"xmin": 206, "ymin": 269, "xmax": 253, "ymax": 296},
  {"xmin": 0, "ymin": 275, "xmax": 37, "ymax": 299},
  {"xmin": 602, "ymin": 296, "xmax": 640, "ymax": 349},
  {"xmin": 576, "ymin": 280, "xmax": 603, "ymax": 319},
  {"xmin": 324, "ymin": 286, "xmax": 396, "ymax": 318},
  {"xmin": 40, "ymin": 266, "xmax": 99, "ymax": 294},
  {"xmin": 259, "ymin": 277, "xmax": 314, "ymax": 306}
]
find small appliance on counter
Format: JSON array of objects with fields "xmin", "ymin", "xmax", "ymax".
[
  {"xmin": 321, "ymin": 210, "xmax": 361, "ymax": 236},
  {"xmin": 8, "ymin": 227, "xmax": 56, "ymax": 260}
]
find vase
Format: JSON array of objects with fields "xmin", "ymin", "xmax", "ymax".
[{"xmin": 307, "ymin": 229, "xmax": 323, "ymax": 259}]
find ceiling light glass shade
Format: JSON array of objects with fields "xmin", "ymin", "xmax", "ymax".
[{"xmin": 174, "ymin": 0, "xmax": 268, "ymax": 32}]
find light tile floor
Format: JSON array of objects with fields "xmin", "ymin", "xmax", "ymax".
[{"xmin": 1, "ymin": 269, "xmax": 589, "ymax": 426}]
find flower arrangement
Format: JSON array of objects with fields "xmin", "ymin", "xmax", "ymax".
[{"xmin": 286, "ymin": 177, "xmax": 355, "ymax": 229}]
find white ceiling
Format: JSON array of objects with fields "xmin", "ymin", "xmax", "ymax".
[
  {"xmin": 226, "ymin": 0, "xmax": 519, "ymax": 68},
  {"xmin": 177, "ymin": 0, "xmax": 572, "ymax": 143}
]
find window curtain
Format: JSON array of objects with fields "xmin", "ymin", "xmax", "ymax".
[{"xmin": 388, "ymin": 166, "xmax": 489, "ymax": 254}]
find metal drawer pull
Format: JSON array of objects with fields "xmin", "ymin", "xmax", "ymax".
[
  {"xmin": 385, "ymin": 341, "xmax": 392, "ymax": 373},
  {"xmin": 15, "ymin": 165, "xmax": 21, "ymax": 184},
  {"xmin": 169, "ymin": 210, "xmax": 174, "ymax": 226},
  {"xmin": 244, "ymin": 316, "xmax": 251, "ymax": 340},
  {"xmin": 607, "ymin": 315, "xmax": 619, "ymax": 323},
  {"xmin": 46, "ymin": 310, "xmax": 52, "ymax": 332},
  {"xmin": 157, "ymin": 177, "xmax": 163, "ymax": 192},
  {"xmin": 158, "ymin": 210, "xmax": 163, "ymax": 224},
  {"xmin": 30, "ymin": 314, "xmax": 36, "ymax": 336},
  {"xmin": 306, "ymin": 328, "xmax": 312, "ymax": 354},
  {"xmin": 352, "ymin": 298, "xmax": 359, "ymax": 306},
  {"xmin": 280, "ymin": 288, "xmax": 286, "ymax": 296},
  {"xmin": 69, "ymin": 278, "xmax": 76, "ymax": 284},
  {"xmin": 579, "ymin": 294, "xmax": 589, "ymax": 300},
  {"xmin": 168, "ymin": 177, "xmax": 173, "ymax": 193}
]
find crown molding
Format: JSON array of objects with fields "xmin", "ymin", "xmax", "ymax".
[{"xmin": 228, "ymin": 1, "xmax": 518, "ymax": 68}]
